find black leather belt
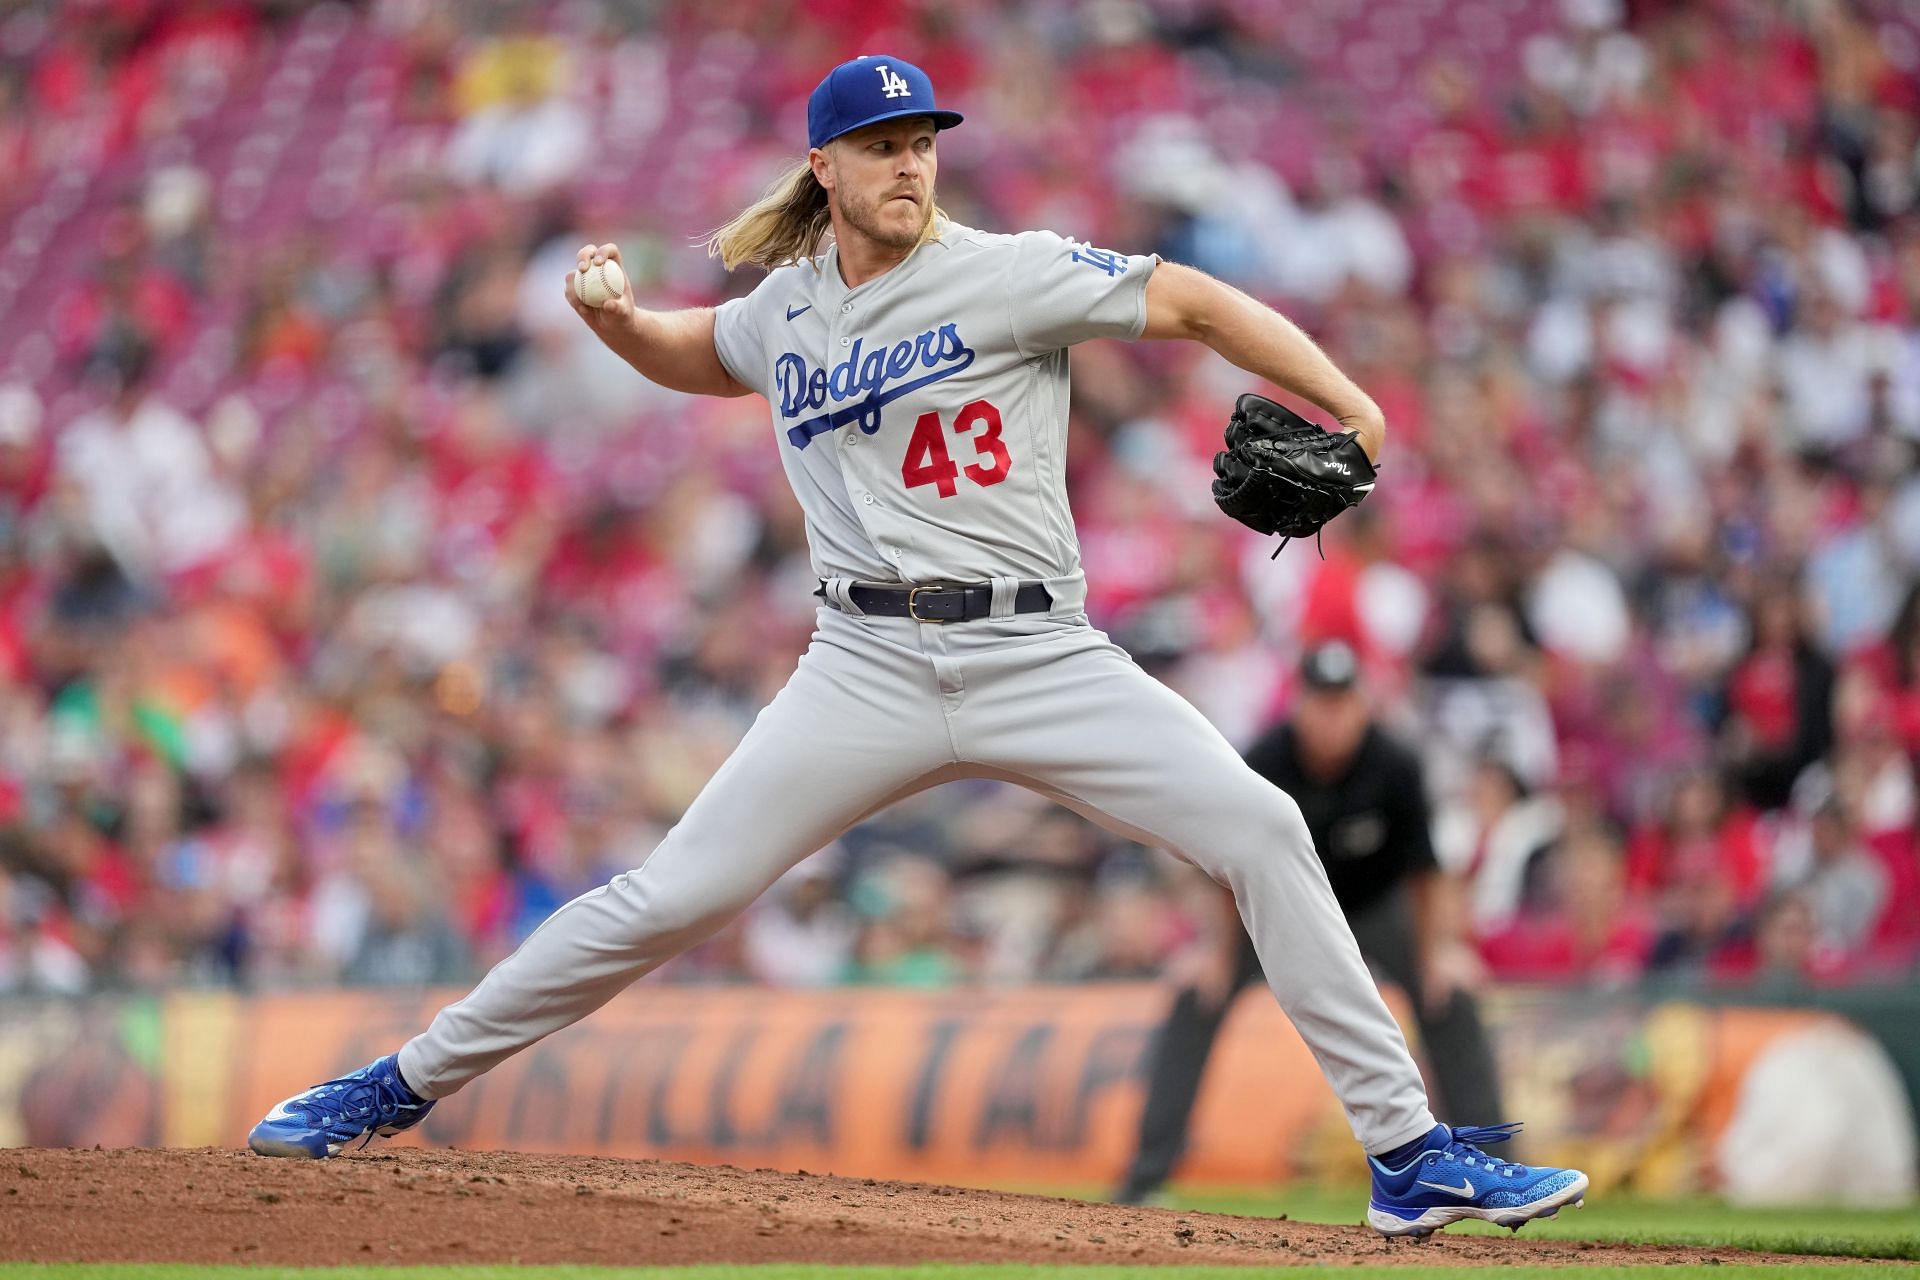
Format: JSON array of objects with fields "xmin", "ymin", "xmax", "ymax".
[{"xmin": 820, "ymin": 580, "xmax": 1054, "ymax": 623}]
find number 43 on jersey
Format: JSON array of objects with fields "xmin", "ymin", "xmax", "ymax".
[{"xmin": 900, "ymin": 399, "xmax": 1011, "ymax": 498}]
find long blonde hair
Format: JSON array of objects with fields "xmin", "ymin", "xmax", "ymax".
[{"xmin": 704, "ymin": 152, "xmax": 949, "ymax": 272}]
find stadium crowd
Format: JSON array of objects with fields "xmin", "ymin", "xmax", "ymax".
[{"xmin": 0, "ymin": 0, "xmax": 1917, "ymax": 996}]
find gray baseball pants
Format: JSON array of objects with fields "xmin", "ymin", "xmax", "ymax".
[{"xmin": 398, "ymin": 607, "xmax": 1437, "ymax": 1154}]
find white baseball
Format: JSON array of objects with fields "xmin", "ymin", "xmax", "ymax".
[{"xmin": 575, "ymin": 258, "xmax": 627, "ymax": 309}]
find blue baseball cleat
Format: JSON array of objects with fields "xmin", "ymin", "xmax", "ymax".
[
  {"xmin": 248, "ymin": 1053, "xmax": 434, "ymax": 1159},
  {"xmin": 1366, "ymin": 1122, "xmax": 1589, "ymax": 1237}
]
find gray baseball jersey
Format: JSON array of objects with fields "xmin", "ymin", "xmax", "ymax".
[{"xmin": 710, "ymin": 223, "xmax": 1155, "ymax": 609}]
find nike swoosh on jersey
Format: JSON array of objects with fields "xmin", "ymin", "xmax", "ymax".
[
  {"xmin": 786, "ymin": 304, "xmax": 811, "ymax": 321},
  {"xmin": 1416, "ymin": 1177, "xmax": 1477, "ymax": 1197}
]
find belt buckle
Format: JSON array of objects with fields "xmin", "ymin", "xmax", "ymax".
[{"xmin": 907, "ymin": 584, "xmax": 953, "ymax": 623}]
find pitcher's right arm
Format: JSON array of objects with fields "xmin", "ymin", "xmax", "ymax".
[{"xmin": 566, "ymin": 244, "xmax": 752, "ymax": 399}]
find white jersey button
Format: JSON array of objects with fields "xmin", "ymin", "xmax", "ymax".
[
  {"xmin": 863, "ymin": 494, "xmax": 875, "ymax": 505},
  {"xmin": 842, "ymin": 303, "xmax": 854, "ymax": 313},
  {"xmin": 840, "ymin": 337, "xmax": 851, "ymax": 347}
]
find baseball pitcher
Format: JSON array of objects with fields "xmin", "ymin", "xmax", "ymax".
[{"xmin": 250, "ymin": 55, "xmax": 1587, "ymax": 1238}]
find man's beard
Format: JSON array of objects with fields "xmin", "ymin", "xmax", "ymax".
[{"xmin": 840, "ymin": 186, "xmax": 931, "ymax": 250}]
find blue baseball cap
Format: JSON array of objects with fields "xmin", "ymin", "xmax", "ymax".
[{"xmin": 807, "ymin": 55, "xmax": 963, "ymax": 150}]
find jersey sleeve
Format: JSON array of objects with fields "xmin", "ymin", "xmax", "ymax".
[
  {"xmin": 1006, "ymin": 230, "xmax": 1158, "ymax": 357},
  {"xmin": 711, "ymin": 292, "xmax": 767, "ymax": 397}
]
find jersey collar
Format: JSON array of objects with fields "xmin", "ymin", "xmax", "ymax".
[{"xmin": 818, "ymin": 220, "xmax": 962, "ymax": 300}]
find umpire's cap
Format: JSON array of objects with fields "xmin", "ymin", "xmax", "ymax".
[
  {"xmin": 1300, "ymin": 640, "xmax": 1362, "ymax": 691},
  {"xmin": 808, "ymin": 55, "xmax": 964, "ymax": 149}
]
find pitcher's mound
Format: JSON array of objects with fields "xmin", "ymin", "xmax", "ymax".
[{"xmin": 2, "ymin": 1147, "xmax": 1766, "ymax": 1268}]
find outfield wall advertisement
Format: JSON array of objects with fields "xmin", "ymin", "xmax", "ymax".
[{"xmin": 1, "ymin": 984, "xmax": 1912, "ymax": 1203}]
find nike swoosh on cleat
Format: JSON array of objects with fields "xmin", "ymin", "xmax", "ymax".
[
  {"xmin": 1416, "ymin": 1177, "xmax": 1477, "ymax": 1197},
  {"xmin": 786, "ymin": 305, "xmax": 811, "ymax": 321},
  {"xmin": 264, "ymin": 1099, "xmax": 300, "ymax": 1123}
]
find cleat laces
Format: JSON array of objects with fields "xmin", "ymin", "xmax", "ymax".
[
  {"xmin": 299, "ymin": 1071, "xmax": 417, "ymax": 1136},
  {"xmin": 1443, "ymin": 1122, "xmax": 1526, "ymax": 1178}
]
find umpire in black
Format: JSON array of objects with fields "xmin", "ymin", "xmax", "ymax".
[{"xmin": 1115, "ymin": 639, "xmax": 1503, "ymax": 1204}]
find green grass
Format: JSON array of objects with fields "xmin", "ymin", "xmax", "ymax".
[
  {"xmin": 0, "ymin": 1268, "xmax": 1910, "ymax": 1280},
  {"xmin": 1125, "ymin": 1185, "xmax": 1920, "ymax": 1261}
]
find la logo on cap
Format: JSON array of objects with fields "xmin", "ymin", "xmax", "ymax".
[{"xmin": 876, "ymin": 64, "xmax": 912, "ymax": 98}]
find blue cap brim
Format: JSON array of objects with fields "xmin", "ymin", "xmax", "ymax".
[{"xmin": 817, "ymin": 106, "xmax": 964, "ymax": 148}]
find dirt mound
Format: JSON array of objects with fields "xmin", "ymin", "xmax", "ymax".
[{"xmin": 0, "ymin": 1147, "xmax": 1816, "ymax": 1268}]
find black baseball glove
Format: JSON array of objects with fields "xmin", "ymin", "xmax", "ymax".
[{"xmin": 1211, "ymin": 393, "xmax": 1376, "ymax": 554}]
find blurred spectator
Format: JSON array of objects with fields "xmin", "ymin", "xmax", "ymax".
[
  {"xmin": 741, "ymin": 847, "xmax": 858, "ymax": 987},
  {"xmin": 846, "ymin": 855, "xmax": 963, "ymax": 988},
  {"xmin": 0, "ymin": 384, "xmax": 51, "ymax": 532},
  {"xmin": 953, "ymin": 805, "xmax": 1101, "ymax": 984},
  {"xmin": 1852, "ymin": 584, "xmax": 1920, "ymax": 758},
  {"xmin": 1628, "ymin": 767, "xmax": 1758, "ymax": 898},
  {"xmin": 1047, "ymin": 876, "xmax": 1182, "ymax": 982},
  {"xmin": 315, "ymin": 799, "xmax": 471, "ymax": 987},
  {"xmin": 1419, "ymin": 538, "xmax": 1560, "ymax": 795},
  {"xmin": 1436, "ymin": 755, "xmax": 1565, "ymax": 935},
  {"xmin": 1480, "ymin": 822, "xmax": 1655, "ymax": 983},
  {"xmin": 1631, "ymin": 768, "xmax": 1769, "ymax": 972},
  {"xmin": 1717, "ymin": 580, "xmax": 1834, "ymax": 811},
  {"xmin": 443, "ymin": 28, "xmax": 588, "ymax": 194},
  {"xmin": 1773, "ymin": 289, "xmax": 1905, "ymax": 456},
  {"xmin": 1772, "ymin": 795, "xmax": 1890, "ymax": 959},
  {"xmin": 0, "ymin": 865, "xmax": 90, "ymax": 995},
  {"xmin": 1740, "ymin": 888, "xmax": 1858, "ymax": 984},
  {"xmin": 55, "ymin": 345, "xmax": 244, "ymax": 582}
]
